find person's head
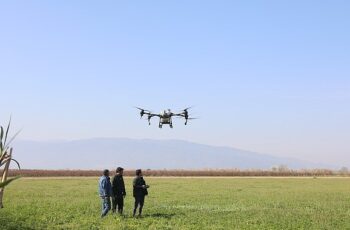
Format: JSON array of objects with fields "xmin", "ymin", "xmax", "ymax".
[
  {"xmin": 116, "ymin": 167, "xmax": 124, "ymax": 175},
  {"xmin": 103, "ymin": 169, "xmax": 110, "ymax": 177},
  {"xmin": 136, "ymin": 169, "xmax": 142, "ymax": 176}
]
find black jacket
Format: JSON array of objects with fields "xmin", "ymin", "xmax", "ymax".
[
  {"xmin": 112, "ymin": 174, "xmax": 126, "ymax": 197},
  {"xmin": 133, "ymin": 176, "xmax": 148, "ymax": 197}
]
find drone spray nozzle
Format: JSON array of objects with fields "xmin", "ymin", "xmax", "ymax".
[{"xmin": 147, "ymin": 115, "xmax": 152, "ymax": 125}]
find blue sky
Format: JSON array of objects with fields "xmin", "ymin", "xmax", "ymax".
[{"xmin": 0, "ymin": 1, "xmax": 349, "ymax": 166}]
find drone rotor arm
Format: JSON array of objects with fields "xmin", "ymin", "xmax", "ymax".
[
  {"xmin": 150, "ymin": 113, "xmax": 161, "ymax": 117},
  {"xmin": 172, "ymin": 113, "xmax": 184, "ymax": 117}
]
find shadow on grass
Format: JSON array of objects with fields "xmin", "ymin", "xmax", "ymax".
[
  {"xmin": 113, "ymin": 212, "xmax": 177, "ymax": 220},
  {"xmin": 142, "ymin": 213, "xmax": 176, "ymax": 219}
]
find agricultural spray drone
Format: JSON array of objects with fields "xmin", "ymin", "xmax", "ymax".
[{"xmin": 135, "ymin": 107, "xmax": 197, "ymax": 128}]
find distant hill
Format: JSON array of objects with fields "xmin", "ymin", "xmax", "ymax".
[{"xmin": 11, "ymin": 138, "xmax": 334, "ymax": 170}]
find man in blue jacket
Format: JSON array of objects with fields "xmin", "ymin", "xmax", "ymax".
[{"xmin": 98, "ymin": 169, "xmax": 112, "ymax": 217}]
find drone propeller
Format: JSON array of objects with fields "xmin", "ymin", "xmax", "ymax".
[
  {"xmin": 181, "ymin": 106, "xmax": 193, "ymax": 113},
  {"xmin": 178, "ymin": 106, "xmax": 193, "ymax": 119},
  {"xmin": 135, "ymin": 107, "xmax": 150, "ymax": 111},
  {"xmin": 135, "ymin": 107, "xmax": 151, "ymax": 118}
]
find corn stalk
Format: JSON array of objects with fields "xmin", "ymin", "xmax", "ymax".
[{"xmin": 0, "ymin": 118, "xmax": 21, "ymax": 208}]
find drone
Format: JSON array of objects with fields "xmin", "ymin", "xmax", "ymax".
[{"xmin": 135, "ymin": 107, "xmax": 197, "ymax": 128}]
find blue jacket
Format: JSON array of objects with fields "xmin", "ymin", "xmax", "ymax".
[{"xmin": 98, "ymin": 176, "xmax": 112, "ymax": 197}]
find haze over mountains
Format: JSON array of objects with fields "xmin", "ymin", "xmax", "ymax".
[{"xmin": 12, "ymin": 138, "xmax": 335, "ymax": 170}]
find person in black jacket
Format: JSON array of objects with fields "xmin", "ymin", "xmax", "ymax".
[
  {"xmin": 111, "ymin": 167, "xmax": 126, "ymax": 214},
  {"xmin": 133, "ymin": 169, "xmax": 149, "ymax": 217}
]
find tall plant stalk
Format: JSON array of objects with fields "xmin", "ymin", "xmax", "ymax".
[{"xmin": 0, "ymin": 118, "xmax": 21, "ymax": 208}]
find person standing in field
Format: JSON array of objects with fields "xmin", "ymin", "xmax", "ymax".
[
  {"xmin": 111, "ymin": 167, "xmax": 126, "ymax": 215},
  {"xmin": 98, "ymin": 169, "xmax": 112, "ymax": 217},
  {"xmin": 133, "ymin": 169, "xmax": 149, "ymax": 217}
]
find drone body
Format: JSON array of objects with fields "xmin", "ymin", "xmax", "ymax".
[{"xmin": 136, "ymin": 107, "xmax": 196, "ymax": 128}]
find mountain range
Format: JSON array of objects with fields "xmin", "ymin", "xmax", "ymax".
[{"xmin": 11, "ymin": 138, "xmax": 335, "ymax": 170}]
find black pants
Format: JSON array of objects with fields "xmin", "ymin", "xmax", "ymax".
[
  {"xmin": 133, "ymin": 196, "xmax": 145, "ymax": 216},
  {"xmin": 112, "ymin": 196, "xmax": 124, "ymax": 214}
]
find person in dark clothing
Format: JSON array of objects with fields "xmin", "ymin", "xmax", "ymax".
[
  {"xmin": 111, "ymin": 167, "xmax": 126, "ymax": 214},
  {"xmin": 133, "ymin": 169, "xmax": 149, "ymax": 217},
  {"xmin": 98, "ymin": 169, "xmax": 112, "ymax": 217}
]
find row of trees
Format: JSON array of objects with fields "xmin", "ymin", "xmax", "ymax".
[
  {"xmin": 271, "ymin": 164, "xmax": 349, "ymax": 175},
  {"xmin": 7, "ymin": 168, "xmax": 347, "ymax": 177}
]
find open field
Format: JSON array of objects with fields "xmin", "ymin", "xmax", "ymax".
[{"xmin": 1, "ymin": 177, "xmax": 350, "ymax": 229}]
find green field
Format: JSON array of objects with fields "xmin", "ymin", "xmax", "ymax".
[{"xmin": 1, "ymin": 177, "xmax": 350, "ymax": 229}]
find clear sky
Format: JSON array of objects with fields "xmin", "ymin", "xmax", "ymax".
[{"xmin": 0, "ymin": 1, "xmax": 349, "ymax": 166}]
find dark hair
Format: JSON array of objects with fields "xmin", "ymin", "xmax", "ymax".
[
  {"xmin": 136, "ymin": 169, "xmax": 142, "ymax": 176},
  {"xmin": 116, "ymin": 167, "xmax": 124, "ymax": 173},
  {"xmin": 103, "ymin": 169, "xmax": 109, "ymax": 176}
]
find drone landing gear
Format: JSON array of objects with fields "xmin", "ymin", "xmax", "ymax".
[
  {"xmin": 170, "ymin": 123, "xmax": 173, "ymax": 128},
  {"xmin": 159, "ymin": 123, "xmax": 162, "ymax": 128}
]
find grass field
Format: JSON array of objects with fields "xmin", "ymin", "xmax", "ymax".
[{"xmin": 1, "ymin": 177, "xmax": 350, "ymax": 229}]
